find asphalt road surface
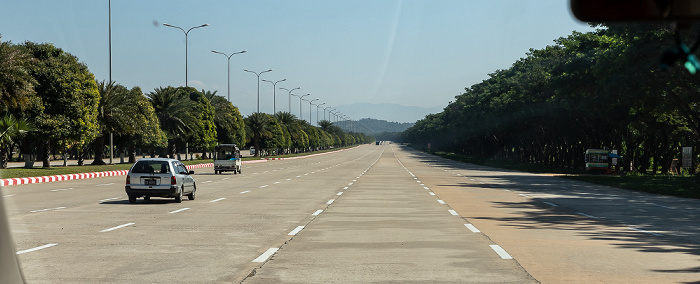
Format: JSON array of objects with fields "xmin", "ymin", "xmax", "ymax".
[{"xmin": 2, "ymin": 144, "xmax": 699, "ymax": 283}]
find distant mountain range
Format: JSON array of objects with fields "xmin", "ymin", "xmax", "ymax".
[{"xmin": 333, "ymin": 103, "xmax": 443, "ymax": 124}]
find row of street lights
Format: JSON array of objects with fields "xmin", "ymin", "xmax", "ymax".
[{"xmin": 162, "ymin": 22, "xmax": 350, "ymax": 128}]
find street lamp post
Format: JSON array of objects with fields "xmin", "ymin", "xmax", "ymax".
[
  {"xmin": 294, "ymin": 94, "xmax": 310, "ymax": 120},
  {"xmin": 262, "ymin": 79, "xmax": 286, "ymax": 113},
  {"xmin": 308, "ymin": 98, "xmax": 319, "ymax": 124},
  {"xmin": 244, "ymin": 69, "xmax": 273, "ymax": 112},
  {"xmin": 211, "ymin": 50, "xmax": 246, "ymax": 102},
  {"xmin": 280, "ymin": 87, "xmax": 301, "ymax": 113},
  {"xmin": 323, "ymin": 106, "xmax": 332, "ymax": 121},
  {"xmin": 163, "ymin": 23, "xmax": 209, "ymax": 87},
  {"xmin": 316, "ymin": 103, "xmax": 326, "ymax": 125}
]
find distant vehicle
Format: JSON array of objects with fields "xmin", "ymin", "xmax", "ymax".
[
  {"xmin": 585, "ymin": 149, "xmax": 621, "ymax": 174},
  {"xmin": 125, "ymin": 158, "xmax": 196, "ymax": 203},
  {"xmin": 250, "ymin": 146, "xmax": 256, "ymax": 156},
  {"xmin": 214, "ymin": 144, "xmax": 242, "ymax": 174},
  {"xmin": 376, "ymin": 141, "xmax": 380, "ymax": 145}
]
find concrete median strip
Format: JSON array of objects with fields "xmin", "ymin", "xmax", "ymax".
[{"xmin": 1, "ymin": 163, "xmax": 214, "ymax": 187}]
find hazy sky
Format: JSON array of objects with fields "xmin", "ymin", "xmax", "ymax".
[{"xmin": 1, "ymin": 0, "xmax": 593, "ymax": 119}]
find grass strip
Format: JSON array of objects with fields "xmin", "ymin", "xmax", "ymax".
[{"xmin": 0, "ymin": 145, "xmax": 357, "ymax": 179}]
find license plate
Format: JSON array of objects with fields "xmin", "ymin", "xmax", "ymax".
[{"xmin": 145, "ymin": 179, "xmax": 157, "ymax": 185}]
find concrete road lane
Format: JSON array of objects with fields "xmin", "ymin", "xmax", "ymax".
[
  {"xmin": 242, "ymin": 147, "xmax": 536, "ymax": 283},
  {"xmin": 3, "ymin": 145, "xmax": 384, "ymax": 283}
]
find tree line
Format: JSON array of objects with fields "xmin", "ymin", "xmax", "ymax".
[
  {"xmin": 401, "ymin": 24, "xmax": 700, "ymax": 174},
  {"xmin": 0, "ymin": 38, "xmax": 372, "ymax": 168}
]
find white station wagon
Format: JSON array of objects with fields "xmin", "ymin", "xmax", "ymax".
[{"xmin": 125, "ymin": 158, "xmax": 196, "ymax": 204}]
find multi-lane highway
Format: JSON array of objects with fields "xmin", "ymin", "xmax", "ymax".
[{"xmin": 2, "ymin": 144, "xmax": 699, "ymax": 283}]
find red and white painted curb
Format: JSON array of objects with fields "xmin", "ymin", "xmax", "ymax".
[{"xmin": 1, "ymin": 163, "xmax": 214, "ymax": 187}]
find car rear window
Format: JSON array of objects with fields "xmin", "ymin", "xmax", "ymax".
[{"xmin": 131, "ymin": 161, "xmax": 171, "ymax": 174}]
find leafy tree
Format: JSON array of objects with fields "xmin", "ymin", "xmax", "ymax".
[
  {"xmin": 180, "ymin": 87, "xmax": 217, "ymax": 156},
  {"xmin": 203, "ymin": 89, "xmax": 245, "ymax": 146},
  {"xmin": 0, "ymin": 36, "xmax": 36, "ymax": 114},
  {"xmin": 112, "ymin": 86, "xmax": 167, "ymax": 163},
  {"xmin": 21, "ymin": 42, "xmax": 100, "ymax": 167}
]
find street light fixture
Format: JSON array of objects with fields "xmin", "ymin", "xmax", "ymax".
[
  {"xmin": 280, "ymin": 87, "xmax": 301, "ymax": 113},
  {"xmin": 262, "ymin": 78, "xmax": 286, "ymax": 113},
  {"xmin": 294, "ymin": 93, "xmax": 310, "ymax": 120},
  {"xmin": 316, "ymin": 103, "xmax": 326, "ymax": 125},
  {"xmin": 323, "ymin": 106, "xmax": 332, "ymax": 121},
  {"xmin": 308, "ymin": 98, "xmax": 319, "ymax": 124},
  {"xmin": 163, "ymin": 23, "xmax": 209, "ymax": 87},
  {"xmin": 211, "ymin": 50, "xmax": 246, "ymax": 102},
  {"xmin": 244, "ymin": 69, "xmax": 273, "ymax": 112}
]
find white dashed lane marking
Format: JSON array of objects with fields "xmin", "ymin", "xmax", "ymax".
[
  {"xmin": 490, "ymin": 245, "xmax": 513, "ymax": 259},
  {"xmin": 252, "ymin": 248, "xmax": 279, "ymax": 263},
  {"xmin": 288, "ymin": 226, "xmax": 305, "ymax": 236},
  {"xmin": 464, "ymin": 224, "xmax": 481, "ymax": 233},
  {"xmin": 16, "ymin": 243, "xmax": 58, "ymax": 255},
  {"xmin": 100, "ymin": 222, "xmax": 135, "ymax": 233},
  {"xmin": 168, "ymin": 208, "xmax": 190, "ymax": 214}
]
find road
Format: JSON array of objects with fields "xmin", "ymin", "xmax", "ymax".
[{"xmin": 2, "ymin": 144, "xmax": 699, "ymax": 283}]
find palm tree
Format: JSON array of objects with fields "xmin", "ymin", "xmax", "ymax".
[
  {"xmin": 147, "ymin": 87, "xmax": 195, "ymax": 157},
  {"xmin": 245, "ymin": 112, "xmax": 272, "ymax": 157},
  {"xmin": 92, "ymin": 80, "xmax": 142, "ymax": 165},
  {"xmin": 0, "ymin": 36, "xmax": 36, "ymax": 113},
  {"xmin": 318, "ymin": 120, "xmax": 333, "ymax": 132},
  {"xmin": 275, "ymin": 111, "xmax": 307, "ymax": 153},
  {"xmin": 0, "ymin": 115, "xmax": 32, "ymax": 168}
]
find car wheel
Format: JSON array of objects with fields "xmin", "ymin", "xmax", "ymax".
[
  {"xmin": 128, "ymin": 195, "xmax": 136, "ymax": 204},
  {"xmin": 188, "ymin": 184, "xmax": 196, "ymax": 200},
  {"xmin": 175, "ymin": 187, "xmax": 183, "ymax": 203}
]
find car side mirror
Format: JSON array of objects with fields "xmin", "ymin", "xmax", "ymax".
[{"xmin": 188, "ymin": 170, "xmax": 194, "ymax": 175}]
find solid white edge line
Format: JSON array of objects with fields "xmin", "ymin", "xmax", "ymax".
[
  {"xmin": 464, "ymin": 224, "xmax": 481, "ymax": 233},
  {"xmin": 288, "ymin": 226, "xmax": 305, "ymax": 236},
  {"xmin": 312, "ymin": 209, "xmax": 324, "ymax": 216},
  {"xmin": 252, "ymin": 248, "xmax": 279, "ymax": 262},
  {"xmin": 489, "ymin": 245, "xmax": 513, "ymax": 259},
  {"xmin": 448, "ymin": 209, "xmax": 459, "ymax": 216},
  {"xmin": 100, "ymin": 222, "xmax": 135, "ymax": 233},
  {"xmin": 16, "ymin": 243, "xmax": 58, "ymax": 254},
  {"xmin": 210, "ymin": 198, "xmax": 226, "ymax": 203},
  {"xmin": 168, "ymin": 208, "xmax": 190, "ymax": 214}
]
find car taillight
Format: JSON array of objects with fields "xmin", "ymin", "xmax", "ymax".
[
  {"xmin": 171, "ymin": 176, "xmax": 177, "ymax": 185},
  {"xmin": 126, "ymin": 175, "xmax": 130, "ymax": 184}
]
